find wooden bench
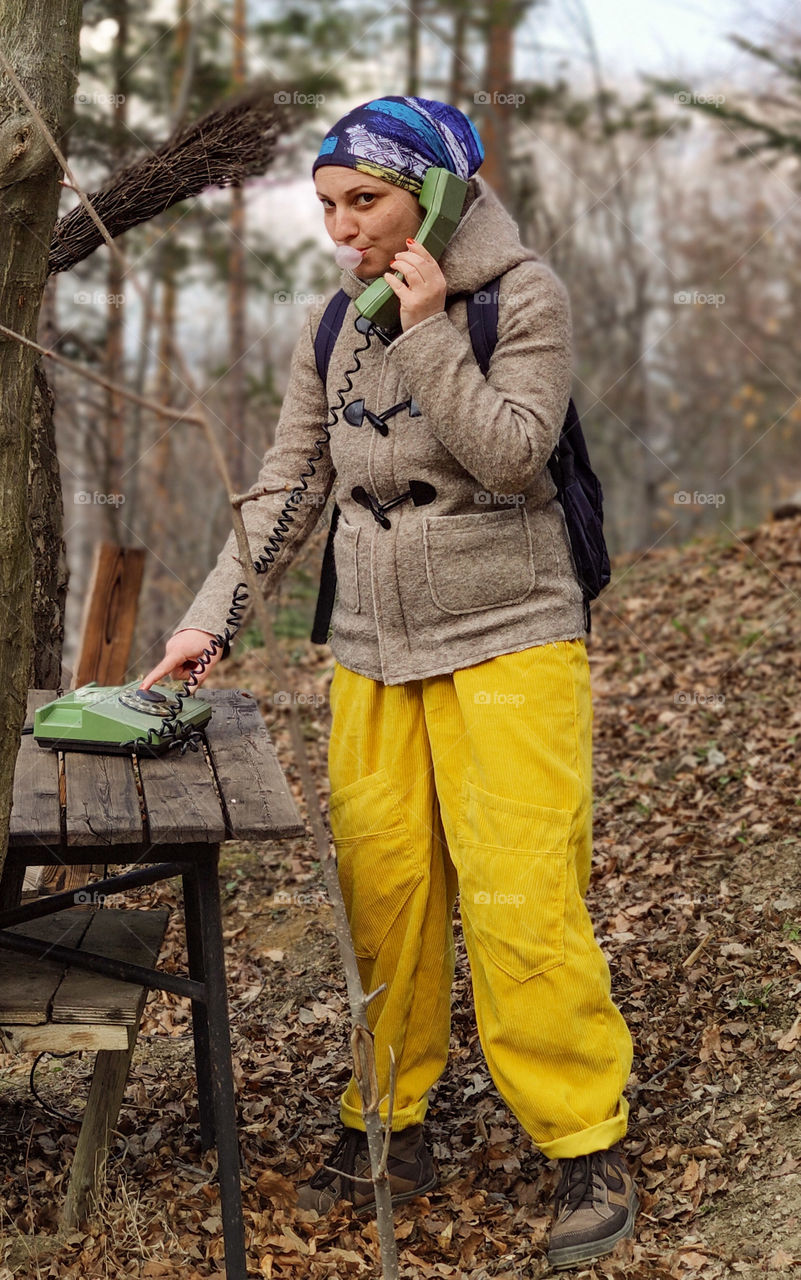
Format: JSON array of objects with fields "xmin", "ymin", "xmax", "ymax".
[
  {"xmin": 0, "ymin": 687, "xmax": 306, "ymax": 1280},
  {"xmin": 0, "ymin": 905, "xmax": 169, "ymax": 1226}
]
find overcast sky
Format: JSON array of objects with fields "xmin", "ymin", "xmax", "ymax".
[{"xmin": 538, "ymin": 0, "xmax": 747, "ymax": 81}]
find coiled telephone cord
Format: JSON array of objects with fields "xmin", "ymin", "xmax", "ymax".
[{"xmin": 124, "ymin": 317, "xmax": 381, "ymax": 755}]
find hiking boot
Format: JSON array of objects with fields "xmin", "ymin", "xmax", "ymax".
[
  {"xmin": 546, "ymin": 1144, "xmax": 639, "ymax": 1270},
  {"xmin": 295, "ymin": 1123, "xmax": 437, "ymax": 1214}
]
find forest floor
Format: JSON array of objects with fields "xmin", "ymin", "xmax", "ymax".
[{"xmin": 1, "ymin": 512, "xmax": 801, "ymax": 1279}]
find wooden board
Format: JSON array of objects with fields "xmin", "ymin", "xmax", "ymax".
[
  {"xmin": 203, "ymin": 689, "xmax": 305, "ymax": 840},
  {"xmin": 64, "ymin": 751, "xmax": 142, "ymax": 847},
  {"xmin": 0, "ymin": 910, "xmax": 92, "ymax": 1023},
  {"xmin": 137, "ymin": 729, "xmax": 226, "ymax": 845},
  {"xmin": 62, "ymin": 1023, "xmax": 139, "ymax": 1227},
  {"xmin": 9, "ymin": 691, "xmax": 63, "ymax": 847},
  {"xmin": 73, "ymin": 544, "xmax": 145, "ymax": 688},
  {"xmin": 0, "ymin": 907, "xmax": 168, "ymax": 1028},
  {"xmin": 0, "ymin": 1023, "xmax": 130, "ymax": 1053},
  {"xmin": 52, "ymin": 907, "xmax": 169, "ymax": 1024},
  {"xmin": 22, "ymin": 866, "xmax": 44, "ymax": 896}
]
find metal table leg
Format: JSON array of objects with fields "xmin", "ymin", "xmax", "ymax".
[{"xmin": 183, "ymin": 865, "xmax": 216, "ymax": 1150}]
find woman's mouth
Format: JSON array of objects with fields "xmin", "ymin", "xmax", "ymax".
[{"xmin": 334, "ymin": 244, "xmax": 367, "ymax": 269}]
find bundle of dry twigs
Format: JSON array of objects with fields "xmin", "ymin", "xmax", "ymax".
[{"xmin": 48, "ymin": 81, "xmax": 294, "ymax": 275}]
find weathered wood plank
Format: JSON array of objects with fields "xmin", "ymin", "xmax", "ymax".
[
  {"xmin": 64, "ymin": 751, "xmax": 141, "ymax": 847},
  {"xmin": 203, "ymin": 689, "xmax": 305, "ymax": 840},
  {"xmin": 9, "ymin": 691, "xmax": 62, "ymax": 846},
  {"xmin": 73, "ymin": 544, "xmax": 145, "ymax": 688},
  {"xmin": 0, "ymin": 1023, "xmax": 129, "ymax": 1052},
  {"xmin": 22, "ymin": 866, "xmax": 43, "ymax": 896},
  {"xmin": 52, "ymin": 907, "xmax": 169, "ymax": 1024},
  {"xmin": 0, "ymin": 909, "xmax": 92, "ymax": 1023},
  {"xmin": 40, "ymin": 863, "xmax": 103, "ymax": 896},
  {"xmin": 62, "ymin": 1023, "xmax": 138, "ymax": 1227},
  {"xmin": 137, "ymin": 729, "xmax": 225, "ymax": 844}
]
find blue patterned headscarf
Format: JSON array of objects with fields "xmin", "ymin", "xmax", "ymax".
[{"xmin": 311, "ymin": 96, "xmax": 484, "ymax": 196}]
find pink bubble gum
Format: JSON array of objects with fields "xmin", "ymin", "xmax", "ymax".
[{"xmin": 334, "ymin": 244, "xmax": 364, "ymax": 269}]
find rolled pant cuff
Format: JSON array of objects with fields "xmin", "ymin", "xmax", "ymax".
[
  {"xmin": 535, "ymin": 1096, "xmax": 629, "ymax": 1161},
  {"xmin": 340, "ymin": 1095, "xmax": 429, "ymax": 1132}
]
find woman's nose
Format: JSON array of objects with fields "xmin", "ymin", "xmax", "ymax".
[{"xmin": 332, "ymin": 209, "xmax": 360, "ymax": 241}]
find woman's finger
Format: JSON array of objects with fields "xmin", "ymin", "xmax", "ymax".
[
  {"xmin": 139, "ymin": 656, "xmax": 179, "ymax": 690},
  {"xmin": 383, "ymin": 271, "xmax": 410, "ymax": 293},
  {"xmin": 390, "ymin": 255, "xmax": 425, "ymax": 282},
  {"xmin": 404, "ymin": 236, "xmax": 430, "ymax": 255}
]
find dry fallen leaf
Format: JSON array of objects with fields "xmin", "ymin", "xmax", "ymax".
[
  {"xmin": 769, "ymin": 1247, "xmax": 797, "ymax": 1269},
  {"xmin": 777, "ymin": 1014, "xmax": 801, "ymax": 1051}
]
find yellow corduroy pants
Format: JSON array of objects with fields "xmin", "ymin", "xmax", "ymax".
[{"xmin": 326, "ymin": 637, "xmax": 633, "ymax": 1160}]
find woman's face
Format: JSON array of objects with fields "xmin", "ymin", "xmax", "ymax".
[{"xmin": 314, "ymin": 166, "xmax": 424, "ymax": 279}]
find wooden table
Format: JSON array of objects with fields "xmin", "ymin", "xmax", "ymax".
[{"xmin": 0, "ymin": 688, "xmax": 306, "ymax": 1280}]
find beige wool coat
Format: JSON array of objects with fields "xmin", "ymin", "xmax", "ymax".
[{"xmin": 175, "ymin": 173, "xmax": 587, "ymax": 684}]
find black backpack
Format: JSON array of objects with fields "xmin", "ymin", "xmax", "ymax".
[{"xmin": 310, "ymin": 273, "xmax": 610, "ymax": 644}]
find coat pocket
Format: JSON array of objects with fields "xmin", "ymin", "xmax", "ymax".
[
  {"xmin": 423, "ymin": 506, "xmax": 535, "ymax": 614},
  {"xmin": 333, "ymin": 512, "xmax": 361, "ymax": 612},
  {"xmin": 454, "ymin": 778, "xmax": 573, "ymax": 982},
  {"xmin": 328, "ymin": 767, "xmax": 424, "ymax": 959}
]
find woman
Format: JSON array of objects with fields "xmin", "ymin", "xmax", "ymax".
[{"xmin": 141, "ymin": 96, "xmax": 638, "ymax": 1270}]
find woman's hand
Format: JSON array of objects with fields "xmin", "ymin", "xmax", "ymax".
[
  {"xmin": 139, "ymin": 629, "xmax": 224, "ymax": 691},
  {"xmin": 383, "ymin": 237, "xmax": 447, "ymax": 332}
]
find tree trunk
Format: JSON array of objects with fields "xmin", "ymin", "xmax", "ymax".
[
  {"xmin": 104, "ymin": 0, "xmax": 129, "ymax": 537},
  {"xmin": 29, "ymin": 275, "xmax": 67, "ymax": 690},
  {"xmin": 29, "ymin": 363, "xmax": 68, "ymax": 690},
  {"xmin": 124, "ymin": 230, "xmax": 159, "ymax": 542},
  {"xmin": 229, "ymin": 0, "xmax": 248, "ymax": 491},
  {"xmin": 407, "ymin": 0, "xmax": 422, "ymax": 97},
  {"xmin": 151, "ymin": 0, "xmax": 193, "ymax": 538},
  {"xmin": 448, "ymin": 1, "xmax": 468, "ymax": 107},
  {"xmin": 480, "ymin": 0, "xmax": 515, "ymax": 206},
  {"xmin": 0, "ymin": 0, "xmax": 83, "ymax": 880}
]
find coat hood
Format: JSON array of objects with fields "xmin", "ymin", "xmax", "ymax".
[{"xmin": 336, "ymin": 173, "xmax": 541, "ymax": 301}]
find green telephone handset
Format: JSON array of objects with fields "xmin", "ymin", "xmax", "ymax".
[{"xmin": 354, "ymin": 166, "xmax": 468, "ymax": 332}]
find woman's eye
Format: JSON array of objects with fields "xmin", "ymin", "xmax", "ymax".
[{"xmin": 321, "ymin": 194, "xmax": 375, "ymax": 208}]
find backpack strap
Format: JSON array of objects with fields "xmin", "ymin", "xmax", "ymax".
[
  {"xmin": 310, "ymin": 501, "xmax": 340, "ymax": 644},
  {"xmin": 310, "ymin": 291, "xmax": 351, "ymax": 644},
  {"xmin": 314, "ymin": 289, "xmax": 351, "ymax": 383},
  {"xmin": 464, "ymin": 276, "xmax": 502, "ymax": 377}
]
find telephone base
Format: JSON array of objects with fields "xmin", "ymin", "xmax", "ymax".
[
  {"xmin": 34, "ymin": 735, "xmax": 193, "ymax": 758},
  {"xmin": 33, "ymin": 681, "xmax": 212, "ymax": 756}
]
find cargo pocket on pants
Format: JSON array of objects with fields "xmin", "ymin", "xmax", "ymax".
[
  {"xmin": 328, "ymin": 766, "xmax": 424, "ymax": 960},
  {"xmin": 454, "ymin": 778, "xmax": 573, "ymax": 982}
]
